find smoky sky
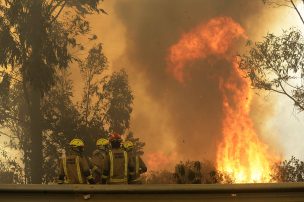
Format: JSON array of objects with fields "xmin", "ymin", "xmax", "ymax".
[{"xmin": 112, "ymin": 0, "xmax": 266, "ymax": 164}]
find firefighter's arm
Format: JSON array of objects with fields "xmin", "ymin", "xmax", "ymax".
[
  {"xmin": 90, "ymin": 155, "xmax": 102, "ymax": 175},
  {"xmin": 58, "ymin": 158, "xmax": 65, "ymax": 184},
  {"xmin": 81, "ymin": 157, "xmax": 95, "ymax": 184}
]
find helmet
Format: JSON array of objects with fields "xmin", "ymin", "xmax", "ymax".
[
  {"xmin": 109, "ymin": 133, "xmax": 122, "ymax": 142},
  {"xmin": 122, "ymin": 140, "xmax": 134, "ymax": 151},
  {"xmin": 96, "ymin": 138, "xmax": 109, "ymax": 147},
  {"xmin": 69, "ymin": 138, "xmax": 84, "ymax": 148}
]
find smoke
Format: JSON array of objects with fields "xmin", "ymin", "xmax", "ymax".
[{"xmin": 101, "ymin": 0, "xmax": 278, "ymax": 170}]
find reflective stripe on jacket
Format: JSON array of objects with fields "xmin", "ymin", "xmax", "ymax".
[
  {"xmin": 109, "ymin": 150, "xmax": 128, "ymax": 183},
  {"xmin": 59, "ymin": 153, "xmax": 92, "ymax": 184},
  {"xmin": 102, "ymin": 148, "xmax": 134, "ymax": 184}
]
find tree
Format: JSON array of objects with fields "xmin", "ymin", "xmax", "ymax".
[
  {"xmin": 271, "ymin": 156, "xmax": 304, "ymax": 182},
  {"xmin": 0, "ymin": 0, "xmax": 105, "ymax": 183},
  {"xmin": 125, "ymin": 131, "xmax": 145, "ymax": 156},
  {"xmin": 76, "ymin": 44, "xmax": 134, "ymax": 154},
  {"xmin": 103, "ymin": 70, "xmax": 134, "ymax": 134},
  {"xmin": 239, "ymin": 29, "xmax": 304, "ymax": 112},
  {"xmin": 39, "ymin": 45, "xmax": 135, "ymax": 182},
  {"xmin": 77, "ymin": 43, "xmax": 108, "ymax": 152},
  {"xmin": 41, "ymin": 69, "xmax": 80, "ymax": 183},
  {"xmin": 80, "ymin": 43, "xmax": 108, "ymax": 127},
  {"xmin": 239, "ymin": 0, "xmax": 304, "ymax": 112}
]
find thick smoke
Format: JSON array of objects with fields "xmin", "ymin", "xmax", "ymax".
[{"xmin": 110, "ymin": 0, "xmax": 272, "ymax": 170}]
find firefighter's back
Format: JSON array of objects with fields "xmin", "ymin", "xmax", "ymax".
[
  {"xmin": 109, "ymin": 148, "xmax": 128, "ymax": 183},
  {"xmin": 64, "ymin": 154, "xmax": 87, "ymax": 184}
]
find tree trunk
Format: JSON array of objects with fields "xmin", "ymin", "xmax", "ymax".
[
  {"xmin": 26, "ymin": 0, "xmax": 44, "ymax": 184},
  {"xmin": 28, "ymin": 89, "xmax": 43, "ymax": 184}
]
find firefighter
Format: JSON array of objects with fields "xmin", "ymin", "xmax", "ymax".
[
  {"xmin": 101, "ymin": 133, "xmax": 134, "ymax": 184},
  {"xmin": 90, "ymin": 138, "xmax": 110, "ymax": 183},
  {"xmin": 122, "ymin": 140, "xmax": 147, "ymax": 184},
  {"xmin": 58, "ymin": 138, "xmax": 95, "ymax": 184}
]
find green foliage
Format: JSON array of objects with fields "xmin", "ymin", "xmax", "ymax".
[
  {"xmin": 41, "ymin": 70, "xmax": 79, "ymax": 183},
  {"xmin": 0, "ymin": 161, "xmax": 23, "ymax": 184},
  {"xmin": 79, "ymin": 43, "xmax": 108, "ymax": 129},
  {"xmin": 0, "ymin": 0, "xmax": 71, "ymax": 93},
  {"xmin": 0, "ymin": 146, "xmax": 24, "ymax": 184},
  {"xmin": 104, "ymin": 70, "xmax": 134, "ymax": 134},
  {"xmin": 271, "ymin": 156, "xmax": 304, "ymax": 182},
  {"xmin": 0, "ymin": 73, "xmax": 12, "ymax": 124},
  {"xmin": 239, "ymin": 28, "xmax": 304, "ymax": 111},
  {"xmin": 0, "ymin": 0, "xmax": 106, "ymax": 183},
  {"xmin": 40, "ymin": 46, "xmax": 134, "ymax": 181}
]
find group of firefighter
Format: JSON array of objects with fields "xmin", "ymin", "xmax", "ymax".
[{"xmin": 57, "ymin": 133, "xmax": 147, "ymax": 184}]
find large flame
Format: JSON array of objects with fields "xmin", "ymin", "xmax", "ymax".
[
  {"xmin": 167, "ymin": 17, "xmax": 246, "ymax": 82},
  {"xmin": 167, "ymin": 16, "xmax": 277, "ymax": 183},
  {"xmin": 217, "ymin": 60, "xmax": 275, "ymax": 183}
]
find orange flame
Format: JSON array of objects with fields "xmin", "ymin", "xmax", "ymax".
[
  {"xmin": 217, "ymin": 60, "xmax": 276, "ymax": 183},
  {"xmin": 167, "ymin": 16, "xmax": 278, "ymax": 183},
  {"xmin": 167, "ymin": 17, "xmax": 246, "ymax": 82}
]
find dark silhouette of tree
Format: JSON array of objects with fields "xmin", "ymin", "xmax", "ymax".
[
  {"xmin": 38, "ymin": 44, "xmax": 134, "ymax": 183},
  {"xmin": 41, "ymin": 69, "xmax": 79, "ymax": 183},
  {"xmin": 103, "ymin": 70, "xmax": 134, "ymax": 134},
  {"xmin": 271, "ymin": 156, "xmax": 304, "ymax": 182},
  {"xmin": 0, "ymin": 0, "xmax": 105, "ymax": 183},
  {"xmin": 77, "ymin": 43, "xmax": 108, "ymax": 152}
]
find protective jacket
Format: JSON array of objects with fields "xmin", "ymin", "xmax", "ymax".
[
  {"xmin": 102, "ymin": 148, "xmax": 134, "ymax": 184},
  {"xmin": 58, "ymin": 151, "xmax": 94, "ymax": 184},
  {"xmin": 90, "ymin": 149, "xmax": 107, "ymax": 183}
]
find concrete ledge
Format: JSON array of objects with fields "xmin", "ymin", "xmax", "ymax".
[{"xmin": 1, "ymin": 183, "xmax": 304, "ymax": 202}]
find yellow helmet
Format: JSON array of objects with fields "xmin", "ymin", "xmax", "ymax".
[
  {"xmin": 96, "ymin": 138, "xmax": 109, "ymax": 147},
  {"xmin": 69, "ymin": 138, "xmax": 85, "ymax": 148},
  {"xmin": 123, "ymin": 140, "xmax": 134, "ymax": 151}
]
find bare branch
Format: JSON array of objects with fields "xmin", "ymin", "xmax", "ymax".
[
  {"xmin": 283, "ymin": 79, "xmax": 299, "ymax": 89},
  {"xmin": 51, "ymin": 1, "xmax": 66, "ymax": 23},
  {"xmin": 264, "ymin": 0, "xmax": 293, "ymax": 8},
  {"xmin": 0, "ymin": 130, "xmax": 18, "ymax": 139},
  {"xmin": 49, "ymin": 0, "xmax": 64, "ymax": 15},
  {"xmin": 278, "ymin": 79, "xmax": 304, "ymax": 111},
  {"xmin": 291, "ymin": 0, "xmax": 304, "ymax": 25},
  {"xmin": 1, "ymin": 112, "xmax": 26, "ymax": 124}
]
